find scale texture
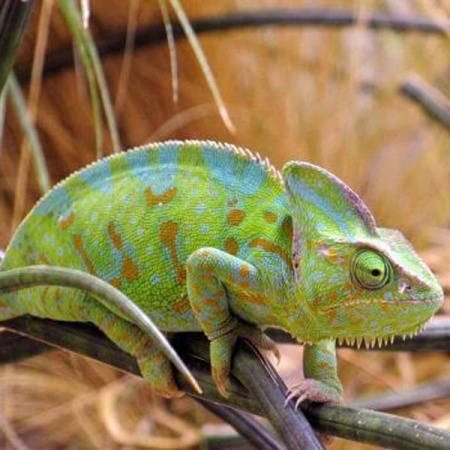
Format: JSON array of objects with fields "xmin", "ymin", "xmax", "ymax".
[{"xmin": 0, "ymin": 140, "xmax": 443, "ymax": 399}]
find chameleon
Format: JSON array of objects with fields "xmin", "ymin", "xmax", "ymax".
[{"xmin": 0, "ymin": 140, "xmax": 443, "ymax": 402}]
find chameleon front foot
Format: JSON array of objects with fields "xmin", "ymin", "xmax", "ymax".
[
  {"xmin": 211, "ymin": 322, "xmax": 279, "ymax": 397},
  {"xmin": 285, "ymin": 379, "xmax": 343, "ymax": 409}
]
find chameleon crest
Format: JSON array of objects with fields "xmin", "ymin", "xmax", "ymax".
[{"xmin": 0, "ymin": 140, "xmax": 443, "ymax": 402}]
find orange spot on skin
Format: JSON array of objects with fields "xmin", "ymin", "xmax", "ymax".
[
  {"xmin": 54, "ymin": 288, "xmax": 63, "ymax": 312},
  {"xmin": 122, "ymin": 256, "xmax": 139, "ymax": 280},
  {"xmin": 264, "ymin": 211, "xmax": 277, "ymax": 223},
  {"xmin": 173, "ymin": 297, "xmax": 190, "ymax": 313},
  {"xmin": 247, "ymin": 294, "xmax": 266, "ymax": 305},
  {"xmin": 204, "ymin": 298, "xmax": 220, "ymax": 307},
  {"xmin": 59, "ymin": 212, "xmax": 76, "ymax": 230},
  {"xmin": 318, "ymin": 245, "xmax": 344, "ymax": 264},
  {"xmin": 39, "ymin": 253, "xmax": 50, "ymax": 265},
  {"xmin": 108, "ymin": 222, "xmax": 123, "ymax": 250},
  {"xmin": 192, "ymin": 285, "xmax": 202, "ymax": 297},
  {"xmin": 326, "ymin": 309, "xmax": 337, "ymax": 322},
  {"xmin": 328, "ymin": 292, "xmax": 338, "ymax": 302},
  {"xmin": 153, "ymin": 353, "xmax": 166, "ymax": 366},
  {"xmin": 160, "ymin": 221, "xmax": 185, "ymax": 284},
  {"xmin": 224, "ymin": 237, "xmax": 239, "ymax": 255},
  {"xmin": 239, "ymin": 263, "xmax": 251, "ymax": 278},
  {"xmin": 248, "ymin": 238, "xmax": 291, "ymax": 267},
  {"xmin": 226, "ymin": 209, "xmax": 245, "ymax": 226},
  {"xmin": 160, "ymin": 221, "xmax": 178, "ymax": 244},
  {"xmin": 41, "ymin": 286, "xmax": 49, "ymax": 304},
  {"xmin": 282, "ymin": 217, "xmax": 293, "ymax": 241},
  {"xmin": 146, "ymin": 186, "xmax": 177, "ymax": 206},
  {"xmin": 73, "ymin": 234, "xmax": 97, "ymax": 275},
  {"xmin": 110, "ymin": 278, "xmax": 122, "ymax": 288}
]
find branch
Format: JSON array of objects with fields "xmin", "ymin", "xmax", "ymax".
[
  {"xmin": 3, "ymin": 316, "xmax": 450, "ymax": 449},
  {"xmin": 3, "ymin": 316, "xmax": 323, "ymax": 450},
  {"xmin": 15, "ymin": 8, "xmax": 450, "ymax": 83}
]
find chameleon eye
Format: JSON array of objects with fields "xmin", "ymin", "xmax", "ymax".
[{"xmin": 352, "ymin": 250, "xmax": 392, "ymax": 290}]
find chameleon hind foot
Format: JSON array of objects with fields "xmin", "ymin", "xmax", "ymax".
[
  {"xmin": 285, "ymin": 379, "xmax": 343, "ymax": 409},
  {"xmin": 136, "ymin": 344, "xmax": 184, "ymax": 398},
  {"xmin": 210, "ymin": 322, "xmax": 279, "ymax": 397}
]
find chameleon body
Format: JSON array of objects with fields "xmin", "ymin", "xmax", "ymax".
[{"xmin": 0, "ymin": 140, "xmax": 443, "ymax": 400}]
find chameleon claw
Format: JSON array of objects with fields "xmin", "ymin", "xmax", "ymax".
[
  {"xmin": 295, "ymin": 394, "xmax": 308, "ymax": 409},
  {"xmin": 284, "ymin": 388, "xmax": 299, "ymax": 406},
  {"xmin": 216, "ymin": 377, "xmax": 230, "ymax": 398}
]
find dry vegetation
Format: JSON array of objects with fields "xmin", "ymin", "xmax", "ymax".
[{"xmin": 0, "ymin": 0, "xmax": 449, "ymax": 448}]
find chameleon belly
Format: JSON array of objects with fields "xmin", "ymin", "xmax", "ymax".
[{"xmin": 2, "ymin": 141, "xmax": 292, "ymax": 331}]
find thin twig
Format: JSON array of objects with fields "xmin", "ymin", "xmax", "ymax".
[
  {"xmin": 400, "ymin": 75, "xmax": 450, "ymax": 130},
  {"xmin": 8, "ymin": 75, "xmax": 51, "ymax": 195},
  {"xmin": 352, "ymin": 378, "xmax": 450, "ymax": 412},
  {"xmin": 0, "ymin": 329, "xmax": 52, "ymax": 363},
  {"xmin": 194, "ymin": 398, "xmax": 284, "ymax": 450},
  {"xmin": 0, "ymin": 0, "xmax": 35, "ymax": 92},
  {"xmin": 15, "ymin": 8, "xmax": 450, "ymax": 83}
]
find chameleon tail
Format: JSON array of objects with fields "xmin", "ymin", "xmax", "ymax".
[
  {"xmin": 0, "ymin": 251, "xmax": 22, "ymax": 320},
  {"xmin": 0, "ymin": 265, "xmax": 202, "ymax": 394}
]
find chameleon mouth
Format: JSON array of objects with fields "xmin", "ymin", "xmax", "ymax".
[{"xmin": 335, "ymin": 317, "xmax": 432, "ymax": 349}]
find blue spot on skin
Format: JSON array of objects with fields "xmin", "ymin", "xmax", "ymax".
[
  {"xmin": 125, "ymin": 147, "xmax": 177, "ymax": 194},
  {"xmin": 35, "ymin": 187, "xmax": 72, "ymax": 216},
  {"xmin": 150, "ymin": 274, "xmax": 160, "ymax": 285},
  {"xmin": 201, "ymin": 145, "xmax": 266, "ymax": 195},
  {"xmin": 289, "ymin": 181, "xmax": 351, "ymax": 236},
  {"xmin": 196, "ymin": 204, "xmax": 206, "ymax": 213},
  {"xmin": 78, "ymin": 160, "xmax": 113, "ymax": 195},
  {"xmin": 311, "ymin": 272, "xmax": 324, "ymax": 283},
  {"xmin": 201, "ymin": 224, "xmax": 210, "ymax": 233}
]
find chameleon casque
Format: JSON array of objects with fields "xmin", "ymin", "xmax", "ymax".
[{"xmin": 0, "ymin": 140, "xmax": 444, "ymax": 402}]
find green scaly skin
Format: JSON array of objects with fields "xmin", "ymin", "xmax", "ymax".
[{"xmin": 0, "ymin": 140, "xmax": 443, "ymax": 401}]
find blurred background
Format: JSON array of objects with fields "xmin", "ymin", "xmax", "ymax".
[{"xmin": 0, "ymin": 0, "xmax": 449, "ymax": 448}]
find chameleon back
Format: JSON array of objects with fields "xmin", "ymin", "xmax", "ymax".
[{"xmin": 1, "ymin": 141, "xmax": 292, "ymax": 331}]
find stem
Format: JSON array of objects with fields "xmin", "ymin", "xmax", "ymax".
[{"xmin": 0, "ymin": 0, "xmax": 34, "ymax": 92}]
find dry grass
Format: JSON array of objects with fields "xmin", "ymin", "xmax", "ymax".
[{"xmin": 0, "ymin": 0, "xmax": 449, "ymax": 448}]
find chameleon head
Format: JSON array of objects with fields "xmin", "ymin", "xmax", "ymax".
[{"xmin": 282, "ymin": 162, "xmax": 444, "ymax": 346}]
